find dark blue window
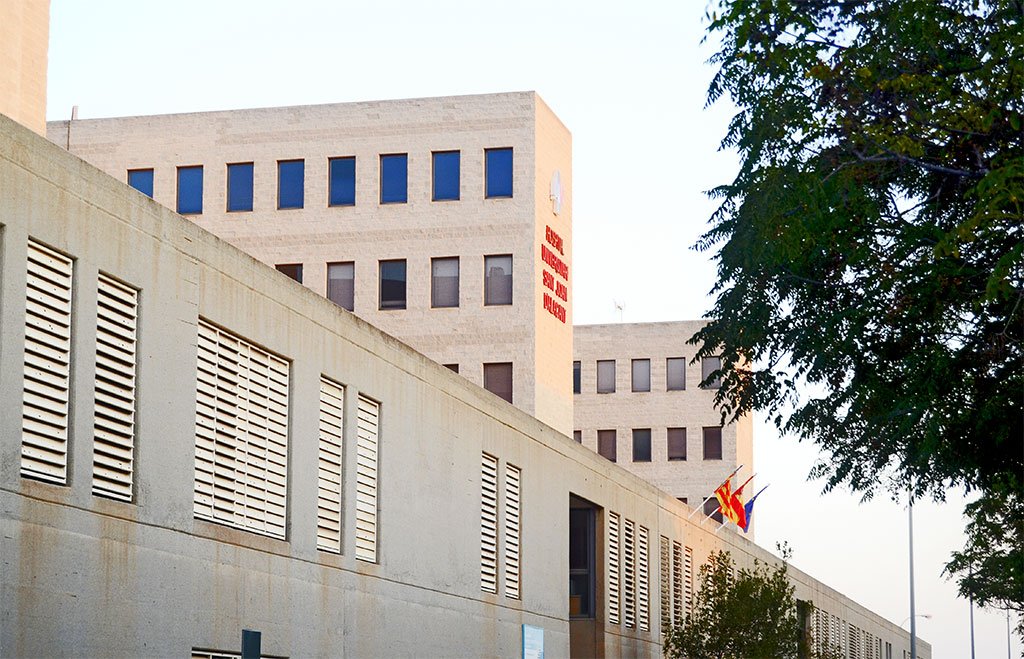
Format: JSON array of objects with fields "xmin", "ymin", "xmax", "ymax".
[
  {"xmin": 329, "ymin": 157, "xmax": 356, "ymax": 206},
  {"xmin": 432, "ymin": 151, "xmax": 460, "ymax": 201},
  {"xmin": 227, "ymin": 163, "xmax": 254, "ymax": 212},
  {"xmin": 380, "ymin": 154, "xmax": 408, "ymax": 204},
  {"xmin": 485, "ymin": 148, "xmax": 513, "ymax": 198},
  {"xmin": 177, "ymin": 166, "xmax": 203, "ymax": 214},
  {"xmin": 127, "ymin": 169, "xmax": 153, "ymax": 198},
  {"xmin": 379, "ymin": 259, "xmax": 407, "ymax": 310},
  {"xmin": 278, "ymin": 160, "xmax": 305, "ymax": 209}
]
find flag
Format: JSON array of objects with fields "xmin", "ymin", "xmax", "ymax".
[
  {"xmin": 741, "ymin": 485, "xmax": 769, "ymax": 533},
  {"xmin": 714, "ymin": 479, "xmax": 747, "ymax": 528}
]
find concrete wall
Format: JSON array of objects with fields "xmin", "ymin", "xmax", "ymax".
[
  {"xmin": 1, "ymin": 116, "xmax": 927, "ymax": 658},
  {"xmin": 0, "ymin": 0, "xmax": 49, "ymax": 135},
  {"xmin": 45, "ymin": 92, "xmax": 574, "ymax": 437}
]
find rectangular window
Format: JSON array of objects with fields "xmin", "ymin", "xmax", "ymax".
[
  {"xmin": 278, "ymin": 159, "xmax": 305, "ymax": 209},
  {"xmin": 573, "ymin": 360, "xmax": 581, "ymax": 394},
  {"xmin": 703, "ymin": 498, "xmax": 724, "ymax": 523},
  {"xmin": 667, "ymin": 428, "xmax": 686, "ymax": 460},
  {"xmin": 355, "ymin": 395, "xmax": 380, "ymax": 562},
  {"xmin": 275, "ymin": 263, "xmax": 303, "ymax": 283},
  {"xmin": 573, "ymin": 430, "xmax": 582, "ymax": 443},
  {"xmin": 226, "ymin": 162, "xmax": 254, "ymax": 212},
  {"xmin": 317, "ymin": 377, "xmax": 344, "ymax": 553},
  {"xmin": 127, "ymin": 168, "xmax": 153, "ymax": 197},
  {"xmin": 703, "ymin": 426, "xmax": 723, "ymax": 460},
  {"xmin": 638, "ymin": 525, "xmax": 650, "ymax": 632},
  {"xmin": 329, "ymin": 156, "xmax": 356, "ymax": 206},
  {"xmin": 92, "ymin": 273, "xmax": 139, "ymax": 502},
  {"xmin": 483, "ymin": 362, "xmax": 513, "ymax": 404},
  {"xmin": 484, "ymin": 254, "xmax": 513, "ymax": 306},
  {"xmin": 432, "ymin": 150, "xmax": 460, "ymax": 201},
  {"xmin": 327, "ymin": 261, "xmax": 354, "ymax": 311},
  {"xmin": 379, "ymin": 259, "xmax": 407, "ymax": 310},
  {"xmin": 380, "ymin": 153, "xmax": 408, "ymax": 203},
  {"xmin": 598, "ymin": 429, "xmax": 616, "ymax": 462},
  {"xmin": 505, "ymin": 463, "xmax": 521, "ymax": 599},
  {"xmin": 632, "ymin": 429, "xmax": 652, "ymax": 462},
  {"xmin": 701, "ymin": 356, "xmax": 722, "ymax": 389},
  {"xmin": 608, "ymin": 512, "xmax": 621, "ymax": 625},
  {"xmin": 667, "ymin": 357, "xmax": 686, "ymax": 391},
  {"xmin": 597, "ymin": 360, "xmax": 616, "ymax": 393},
  {"xmin": 431, "ymin": 257, "xmax": 459, "ymax": 308},
  {"xmin": 444, "ymin": 363, "xmax": 459, "ymax": 373},
  {"xmin": 481, "ymin": 452, "xmax": 499, "ymax": 594},
  {"xmin": 569, "ymin": 507, "xmax": 595, "ymax": 618},
  {"xmin": 485, "ymin": 147, "xmax": 513, "ymax": 198},
  {"xmin": 193, "ymin": 320, "xmax": 290, "ymax": 539},
  {"xmin": 631, "ymin": 359, "xmax": 651, "ymax": 392},
  {"xmin": 22, "ymin": 239, "xmax": 74, "ymax": 485},
  {"xmin": 623, "ymin": 518, "xmax": 636, "ymax": 628},
  {"xmin": 177, "ymin": 165, "xmax": 203, "ymax": 214}
]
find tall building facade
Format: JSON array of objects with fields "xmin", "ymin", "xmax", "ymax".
[{"xmin": 48, "ymin": 92, "xmax": 574, "ymax": 436}]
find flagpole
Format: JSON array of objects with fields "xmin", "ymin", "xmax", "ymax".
[
  {"xmin": 688, "ymin": 464, "xmax": 744, "ymax": 518},
  {"xmin": 909, "ymin": 489, "xmax": 917, "ymax": 659}
]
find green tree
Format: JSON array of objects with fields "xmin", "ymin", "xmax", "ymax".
[
  {"xmin": 693, "ymin": 0, "xmax": 1023, "ymax": 617},
  {"xmin": 664, "ymin": 549, "xmax": 807, "ymax": 659}
]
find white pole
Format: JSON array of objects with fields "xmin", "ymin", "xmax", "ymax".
[
  {"xmin": 969, "ymin": 566, "xmax": 976, "ymax": 659},
  {"xmin": 909, "ymin": 495, "xmax": 917, "ymax": 659}
]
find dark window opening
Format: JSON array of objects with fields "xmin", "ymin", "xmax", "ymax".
[
  {"xmin": 329, "ymin": 157, "xmax": 356, "ymax": 206},
  {"xmin": 483, "ymin": 362, "xmax": 513, "ymax": 404},
  {"xmin": 569, "ymin": 505, "xmax": 596, "ymax": 618},
  {"xmin": 632, "ymin": 429, "xmax": 652, "ymax": 462},
  {"xmin": 597, "ymin": 360, "xmax": 615, "ymax": 393},
  {"xmin": 431, "ymin": 257, "xmax": 459, "ymax": 308},
  {"xmin": 704, "ymin": 498, "xmax": 724, "ymax": 524},
  {"xmin": 632, "ymin": 359, "xmax": 651, "ymax": 392},
  {"xmin": 380, "ymin": 153, "xmax": 408, "ymax": 204},
  {"xmin": 667, "ymin": 357, "xmax": 686, "ymax": 391},
  {"xmin": 327, "ymin": 262, "xmax": 354, "ymax": 311},
  {"xmin": 278, "ymin": 159, "xmax": 305, "ymax": 209},
  {"xmin": 485, "ymin": 147, "xmax": 513, "ymax": 198},
  {"xmin": 379, "ymin": 259, "xmax": 407, "ymax": 310},
  {"xmin": 275, "ymin": 263, "xmax": 303, "ymax": 283},
  {"xmin": 703, "ymin": 426, "xmax": 723, "ymax": 460},
  {"xmin": 176, "ymin": 165, "xmax": 203, "ymax": 214},
  {"xmin": 432, "ymin": 150, "xmax": 460, "ymax": 201},
  {"xmin": 128, "ymin": 169, "xmax": 153, "ymax": 198},
  {"xmin": 701, "ymin": 356, "xmax": 722, "ymax": 389},
  {"xmin": 573, "ymin": 360, "xmax": 581, "ymax": 394},
  {"xmin": 227, "ymin": 162, "xmax": 254, "ymax": 212},
  {"xmin": 597, "ymin": 429, "xmax": 616, "ymax": 462},
  {"xmin": 484, "ymin": 255, "xmax": 512, "ymax": 306},
  {"xmin": 668, "ymin": 428, "xmax": 687, "ymax": 460}
]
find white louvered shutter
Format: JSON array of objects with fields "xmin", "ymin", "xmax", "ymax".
[
  {"xmin": 480, "ymin": 452, "xmax": 498, "ymax": 593},
  {"xmin": 193, "ymin": 320, "xmax": 289, "ymax": 539},
  {"xmin": 659, "ymin": 536, "xmax": 671, "ymax": 636},
  {"xmin": 607, "ymin": 512, "xmax": 621, "ymax": 624},
  {"xmin": 684, "ymin": 546, "xmax": 694, "ymax": 617},
  {"xmin": 671, "ymin": 541, "xmax": 683, "ymax": 625},
  {"xmin": 638, "ymin": 525, "xmax": 650, "ymax": 632},
  {"xmin": 623, "ymin": 518, "xmax": 636, "ymax": 628},
  {"xmin": 22, "ymin": 240, "xmax": 74, "ymax": 484},
  {"xmin": 92, "ymin": 274, "xmax": 138, "ymax": 501},
  {"xmin": 504, "ymin": 463, "xmax": 521, "ymax": 599},
  {"xmin": 354, "ymin": 395, "xmax": 380, "ymax": 562},
  {"xmin": 317, "ymin": 377, "xmax": 344, "ymax": 553}
]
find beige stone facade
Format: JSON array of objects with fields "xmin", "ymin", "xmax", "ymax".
[
  {"xmin": 46, "ymin": 92, "xmax": 574, "ymax": 436},
  {"xmin": 0, "ymin": 0, "xmax": 49, "ymax": 135},
  {"xmin": 574, "ymin": 322, "xmax": 754, "ymax": 522}
]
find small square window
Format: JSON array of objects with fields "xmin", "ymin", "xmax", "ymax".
[
  {"xmin": 275, "ymin": 263, "xmax": 302, "ymax": 283},
  {"xmin": 278, "ymin": 159, "xmax": 305, "ymax": 209},
  {"xmin": 667, "ymin": 357, "xmax": 686, "ymax": 391},
  {"xmin": 484, "ymin": 255, "xmax": 512, "ymax": 306},
  {"xmin": 573, "ymin": 430, "xmax": 582, "ymax": 443},
  {"xmin": 485, "ymin": 148, "xmax": 513, "ymax": 198},
  {"xmin": 432, "ymin": 151, "xmax": 460, "ymax": 201},
  {"xmin": 701, "ymin": 356, "xmax": 722, "ymax": 389},
  {"xmin": 704, "ymin": 498, "xmax": 724, "ymax": 523},
  {"xmin": 329, "ymin": 157, "xmax": 356, "ymax": 206},
  {"xmin": 631, "ymin": 359, "xmax": 651, "ymax": 392},
  {"xmin": 327, "ymin": 261, "xmax": 354, "ymax": 311},
  {"xmin": 703, "ymin": 426, "xmax": 723, "ymax": 460},
  {"xmin": 431, "ymin": 257, "xmax": 459, "ymax": 308},
  {"xmin": 483, "ymin": 362, "xmax": 513, "ymax": 404},
  {"xmin": 597, "ymin": 430, "xmax": 616, "ymax": 462},
  {"xmin": 227, "ymin": 162, "xmax": 254, "ymax": 212},
  {"xmin": 632, "ymin": 429, "xmax": 651, "ymax": 462},
  {"xmin": 444, "ymin": 363, "xmax": 459, "ymax": 373},
  {"xmin": 597, "ymin": 360, "xmax": 615, "ymax": 393},
  {"xmin": 379, "ymin": 259, "xmax": 407, "ymax": 310},
  {"xmin": 380, "ymin": 154, "xmax": 408, "ymax": 204},
  {"xmin": 176, "ymin": 165, "xmax": 203, "ymax": 214},
  {"xmin": 127, "ymin": 169, "xmax": 153, "ymax": 198},
  {"xmin": 667, "ymin": 428, "xmax": 686, "ymax": 460},
  {"xmin": 573, "ymin": 361, "xmax": 581, "ymax": 394}
]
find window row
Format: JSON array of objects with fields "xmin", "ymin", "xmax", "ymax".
[
  {"xmin": 480, "ymin": 453, "xmax": 523, "ymax": 599},
  {"xmin": 572, "ymin": 356, "xmax": 722, "ymax": 394},
  {"xmin": 276, "ymin": 255, "xmax": 513, "ymax": 312},
  {"xmin": 128, "ymin": 148, "xmax": 515, "ymax": 215},
  {"xmin": 575, "ymin": 426, "xmax": 723, "ymax": 463}
]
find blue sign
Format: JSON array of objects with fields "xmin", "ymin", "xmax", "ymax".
[{"xmin": 522, "ymin": 624, "xmax": 544, "ymax": 659}]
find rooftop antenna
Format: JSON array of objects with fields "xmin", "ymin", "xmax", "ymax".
[
  {"xmin": 66, "ymin": 105, "xmax": 78, "ymax": 150},
  {"xmin": 613, "ymin": 300, "xmax": 625, "ymax": 322}
]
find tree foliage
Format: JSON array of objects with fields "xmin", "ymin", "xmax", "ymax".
[
  {"xmin": 694, "ymin": 0, "xmax": 1022, "ymax": 613},
  {"xmin": 664, "ymin": 549, "xmax": 808, "ymax": 659}
]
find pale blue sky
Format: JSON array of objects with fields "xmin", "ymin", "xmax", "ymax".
[{"xmin": 45, "ymin": 2, "xmax": 1018, "ymax": 656}]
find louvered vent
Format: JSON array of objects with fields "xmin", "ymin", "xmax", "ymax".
[
  {"xmin": 607, "ymin": 512, "xmax": 620, "ymax": 624},
  {"xmin": 504, "ymin": 463, "xmax": 521, "ymax": 599},
  {"xmin": 671, "ymin": 541, "xmax": 683, "ymax": 624},
  {"xmin": 638, "ymin": 525, "xmax": 650, "ymax": 632},
  {"xmin": 354, "ymin": 395, "xmax": 380, "ymax": 562},
  {"xmin": 316, "ymin": 377, "xmax": 344, "ymax": 553},
  {"xmin": 684, "ymin": 546, "xmax": 694, "ymax": 617},
  {"xmin": 21, "ymin": 239, "xmax": 74, "ymax": 484},
  {"xmin": 193, "ymin": 320, "xmax": 290, "ymax": 539},
  {"xmin": 659, "ymin": 535, "xmax": 671, "ymax": 636},
  {"xmin": 92, "ymin": 273, "xmax": 138, "ymax": 501},
  {"xmin": 623, "ymin": 518, "xmax": 636, "ymax": 628},
  {"xmin": 480, "ymin": 452, "xmax": 498, "ymax": 593}
]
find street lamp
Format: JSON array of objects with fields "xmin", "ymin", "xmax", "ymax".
[{"xmin": 900, "ymin": 613, "xmax": 933, "ymax": 627}]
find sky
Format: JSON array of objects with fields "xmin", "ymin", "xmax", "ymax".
[{"xmin": 45, "ymin": 1, "xmax": 1018, "ymax": 657}]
